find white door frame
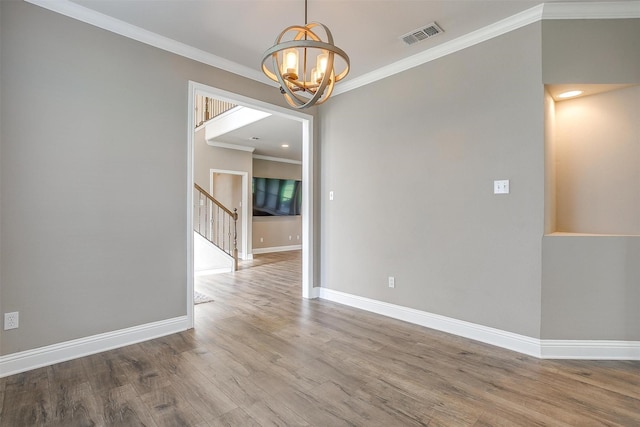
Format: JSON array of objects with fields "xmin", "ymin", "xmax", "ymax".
[
  {"xmin": 187, "ymin": 81, "xmax": 315, "ymax": 328},
  {"xmin": 209, "ymin": 169, "xmax": 250, "ymax": 260}
]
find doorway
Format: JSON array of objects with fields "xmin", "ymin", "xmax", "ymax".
[
  {"xmin": 210, "ymin": 169, "xmax": 249, "ymax": 260},
  {"xmin": 186, "ymin": 82, "xmax": 315, "ymax": 328}
]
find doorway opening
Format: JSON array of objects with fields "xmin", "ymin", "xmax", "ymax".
[
  {"xmin": 209, "ymin": 169, "xmax": 249, "ymax": 261},
  {"xmin": 186, "ymin": 82, "xmax": 315, "ymax": 328}
]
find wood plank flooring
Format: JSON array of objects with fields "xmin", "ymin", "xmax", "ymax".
[{"xmin": 1, "ymin": 250, "xmax": 639, "ymax": 426}]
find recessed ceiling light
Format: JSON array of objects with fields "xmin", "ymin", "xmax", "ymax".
[
  {"xmin": 281, "ymin": 144, "xmax": 289, "ymax": 148},
  {"xmin": 558, "ymin": 90, "xmax": 583, "ymax": 99}
]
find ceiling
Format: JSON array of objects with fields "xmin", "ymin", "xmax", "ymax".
[
  {"xmin": 53, "ymin": 0, "xmax": 630, "ymax": 161},
  {"xmin": 67, "ymin": 0, "xmax": 619, "ymax": 82},
  {"xmin": 206, "ymin": 111, "xmax": 303, "ymax": 162}
]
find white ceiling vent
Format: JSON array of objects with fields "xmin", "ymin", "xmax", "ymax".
[{"xmin": 400, "ymin": 22, "xmax": 444, "ymax": 46}]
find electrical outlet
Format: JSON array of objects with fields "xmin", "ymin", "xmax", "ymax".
[
  {"xmin": 289, "ymin": 235, "xmax": 292, "ymax": 241},
  {"xmin": 260, "ymin": 237, "xmax": 264, "ymax": 242},
  {"xmin": 4, "ymin": 312, "xmax": 19, "ymax": 330},
  {"xmin": 388, "ymin": 276, "xmax": 395, "ymax": 288}
]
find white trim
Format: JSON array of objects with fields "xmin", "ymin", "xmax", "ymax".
[
  {"xmin": 188, "ymin": 82, "xmax": 314, "ymax": 300},
  {"xmin": 309, "ymin": 287, "xmax": 321, "ymax": 299},
  {"xmin": 0, "ymin": 316, "xmax": 189, "ymax": 378},
  {"xmin": 318, "ymin": 288, "xmax": 640, "ymax": 360},
  {"xmin": 24, "ymin": 0, "xmax": 272, "ymax": 86},
  {"xmin": 253, "ymin": 154, "xmax": 302, "ymax": 165},
  {"xmin": 253, "ymin": 244, "xmax": 302, "ymax": 254},
  {"xmin": 541, "ymin": 340, "xmax": 640, "ymax": 360},
  {"xmin": 187, "ymin": 82, "xmax": 196, "ymax": 329},
  {"xmin": 206, "ymin": 141, "xmax": 256, "ymax": 153},
  {"xmin": 543, "ymin": 1, "xmax": 640, "ymax": 19},
  {"xmin": 300, "ymin": 113, "xmax": 314, "ymax": 299},
  {"xmin": 27, "ymin": 0, "xmax": 639, "ymax": 100},
  {"xmin": 319, "ymin": 288, "xmax": 541, "ymax": 357},
  {"xmin": 332, "ymin": 4, "xmax": 544, "ymax": 96}
]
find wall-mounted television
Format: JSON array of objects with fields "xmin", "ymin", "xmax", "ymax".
[{"xmin": 253, "ymin": 177, "xmax": 301, "ymax": 216}]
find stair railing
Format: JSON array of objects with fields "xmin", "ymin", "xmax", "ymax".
[
  {"xmin": 194, "ymin": 96, "xmax": 237, "ymax": 128},
  {"xmin": 193, "ymin": 183, "xmax": 238, "ymax": 271}
]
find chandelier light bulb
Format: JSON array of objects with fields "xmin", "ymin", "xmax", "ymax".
[
  {"xmin": 317, "ymin": 52, "xmax": 328, "ymax": 74},
  {"xmin": 282, "ymin": 48, "xmax": 299, "ymax": 80}
]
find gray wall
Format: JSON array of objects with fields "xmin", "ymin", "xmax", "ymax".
[
  {"xmin": 542, "ymin": 19, "xmax": 640, "ymax": 84},
  {"xmin": 542, "ymin": 235, "xmax": 640, "ymax": 340},
  {"xmin": 2, "ymin": 0, "xmax": 638, "ymax": 359},
  {"xmin": 0, "ymin": 1, "xmax": 296, "ymax": 355},
  {"xmin": 320, "ymin": 18, "xmax": 640, "ymax": 342},
  {"xmin": 320, "ymin": 24, "xmax": 545, "ymax": 338},
  {"xmin": 540, "ymin": 18, "xmax": 640, "ymax": 341},
  {"xmin": 194, "ymin": 129, "xmax": 253, "ymax": 191},
  {"xmin": 253, "ymin": 159, "xmax": 302, "ymax": 180}
]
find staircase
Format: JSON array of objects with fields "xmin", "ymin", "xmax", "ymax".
[{"xmin": 193, "ymin": 183, "xmax": 238, "ymax": 271}]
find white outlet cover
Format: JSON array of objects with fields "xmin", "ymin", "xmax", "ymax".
[{"xmin": 4, "ymin": 312, "xmax": 19, "ymax": 330}]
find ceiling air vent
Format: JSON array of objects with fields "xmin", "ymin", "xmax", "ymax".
[{"xmin": 400, "ymin": 22, "xmax": 444, "ymax": 46}]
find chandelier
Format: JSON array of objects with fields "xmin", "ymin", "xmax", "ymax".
[{"xmin": 261, "ymin": 0, "xmax": 350, "ymax": 109}]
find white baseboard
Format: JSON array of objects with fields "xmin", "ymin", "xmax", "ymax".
[
  {"xmin": 318, "ymin": 288, "xmax": 640, "ymax": 360},
  {"xmin": 252, "ymin": 244, "xmax": 302, "ymax": 254},
  {"xmin": 541, "ymin": 340, "xmax": 640, "ymax": 360},
  {"xmin": 0, "ymin": 316, "xmax": 189, "ymax": 378}
]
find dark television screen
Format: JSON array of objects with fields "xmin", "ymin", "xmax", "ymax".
[{"xmin": 253, "ymin": 177, "xmax": 301, "ymax": 216}]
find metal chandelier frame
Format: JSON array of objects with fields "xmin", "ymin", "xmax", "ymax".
[{"xmin": 261, "ymin": 0, "xmax": 350, "ymax": 109}]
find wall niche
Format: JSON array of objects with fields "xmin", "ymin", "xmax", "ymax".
[{"xmin": 545, "ymin": 84, "xmax": 640, "ymax": 236}]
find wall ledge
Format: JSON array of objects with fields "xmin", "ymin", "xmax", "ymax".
[
  {"xmin": 0, "ymin": 316, "xmax": 189, "ymax": 378},
  {"xmin": 318, "ymin": 288, "xmax": 640, "ymax": 360}
]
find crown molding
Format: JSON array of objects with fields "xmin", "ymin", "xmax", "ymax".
[
  {"xmin": 26, "ymin": 0, "xmax": 639, "ymax": 98},
  {"xmin": 335, "ymin": 1, "xmax": 640, "ymax": 96},
  {"xmin": 24, "ymin": 0, "xmax": 273, "ymax": 86},
  {"xmin": 333, "ymin": 4, "xmax": 544, "ymax": 96},
  {"xmin": 253, "ymin": 154, "xmax": 302, "ymax": 165},
  {"xmin": 543, "ymin": 1, "xmax": 640, "ymax": 19},
  {"xmin": 206, "ymin": 141, "xmax": 256, "ymax": 152}
]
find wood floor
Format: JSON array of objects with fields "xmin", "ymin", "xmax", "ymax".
[{"xmin": 1, "ymin": 251, "xmax": 638, "ymax": 426}]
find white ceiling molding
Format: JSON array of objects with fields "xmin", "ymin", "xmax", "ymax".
[
  {"xmin": 542, "ymin": 1, "xmax": 640, "ymax": 19},
  {"xmin": 253, "ymin": 155, "xmax": 302, "ymax": 165},
  {"xmin": 333, "ymin": 4, "xmax": 544, "ymax": 96},
  {"xmin": 26, "ymin": 0, "xmax": 640, "ymax": 99},
  {"xmin": 206, "ymin": 141, "xmax": 256, "ymax": 153},
  {"xmin": 24, "ymin": 0, "xmax": 274, "ymax": 86}
]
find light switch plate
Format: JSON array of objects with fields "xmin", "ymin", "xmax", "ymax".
[{"xmin": 494, "ymin": 180, "xmax": 510, "ymax": 194}]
